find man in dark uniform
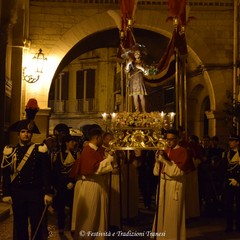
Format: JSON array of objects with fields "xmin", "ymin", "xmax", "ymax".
[
  {"xmin": 53, "ymin": 123, "xmax": 70, "ymax": 151},
  {"xmin": 222, "ymin": 135, "xmax": 240, "ymax": 232},
  {"xmin": 52, "ymin": 134, "xmax": 79, "ymax": 235},
  {"xmin": 1, "ymin": 119, "xmax": 53, "ymax": 240}
]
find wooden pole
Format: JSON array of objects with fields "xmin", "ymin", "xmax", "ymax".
[
  {"xmin": 175, "ymin": 52, "xmax": 179, "ymax": 128},
  {"xmin": 183, "ymin": 60, "xmax": 188, "ymax": 139}
]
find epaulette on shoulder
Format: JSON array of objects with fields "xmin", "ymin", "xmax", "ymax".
[
  {"xmin": 38, "ymin": 143, "xmax": 48, "ymax": 153},
  {"xmin": 3, "ymin": 145, "xmax": 16, "ymax": 156}
]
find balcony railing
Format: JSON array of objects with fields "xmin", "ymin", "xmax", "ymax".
[
  {"xmin": 77, "ymin": 98, "xmax": 95, "ymax": 113},
  {"xmin": 49, "ymin": 98, "xmax": 95, "ymax": 114}
]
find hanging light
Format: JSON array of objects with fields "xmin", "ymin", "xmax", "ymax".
[{"xmin": 23, "ymin": 49, "xmax": 47, "ymax": 83}]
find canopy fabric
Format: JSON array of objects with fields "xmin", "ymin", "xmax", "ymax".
[
  {"xmin": 117, "ymin": 0, "xmax": 189, "ymax": 86},
  {"xmin": 145, "ymin": 0, "xmax": 188, "ymax": 85},
  {"xmin": 119, "ymin": 0, "xmax": 138, "ymax": 49}
]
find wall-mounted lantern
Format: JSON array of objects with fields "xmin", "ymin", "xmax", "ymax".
[{"xmin": 23, "ymin": 49, "xmax": 47, "ymax": 83}]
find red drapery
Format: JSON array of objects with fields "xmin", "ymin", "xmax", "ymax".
[
  {"xmin": 119, "ymin": 0, "xmax": 137, "ymax": 51},
  {"xmin": 117, "ymin": 0, "xmax": 190, "ymax": 86},
  {"xmin": 120, "ymin": 0, "xmax": 137, "ymax": 31},
  {"xmin": 144, "ymin": 0, "xmax": 189, "ymax": 85},
  {"xmin": 167, "ymin": 0, "xmax": 188, "ymax": 57},
  {"xmin": 145, "ymin": 0, "xmax": 188, "ymax": 83},
  {"xmin": 168, "ymin": 0, "xmax": 187, "ymax": 25}
]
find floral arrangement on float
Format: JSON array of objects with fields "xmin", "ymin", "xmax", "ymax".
[{"xmin": 102, "ymin": 111, "xmax": 175, "ymax": 129}]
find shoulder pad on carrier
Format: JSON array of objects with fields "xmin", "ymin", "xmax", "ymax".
[{"xmin": 3, "ymin": 145, "xmax": 15, "ymax": 156}]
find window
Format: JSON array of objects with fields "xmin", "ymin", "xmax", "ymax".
[
  {"xmin": 76, "ymin": 69, "xmax": 96, "ymax": 112},
  {"xmin": 49, "ymin": 71, "xmax": 69, "ymax": 101},
  {"xmin": 48, "ymin": 71, "xmax": 69, "ymax": 112}
]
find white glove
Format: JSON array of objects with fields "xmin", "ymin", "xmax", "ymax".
[
  {"xmin": 44, "ymin": 194, "xmax": 53, "ymax": 206},
  {"xmin": 156, "ymin": 150, "xmax": 166, "ymax": 162},
  {"xmin": 156, "ymin": 155, "xmax": 164, "ymax": 163},
  {"xmin": 66, "ymin": 182, "xmax": 74, "ymax": 190},
  {"xmin": 106, "ymin": 154, "xmax": 114, "ymax": 163},
  {"xmin": 229, "ymin": 178, "xmax": 239, "ymax": 187},
  {"xmin": 2, "ymin": 196, "xmax": 12, "ymax": 204},
  {"xmin": 155, "ymin": 150, "xmax": 171, "ymax": 165}
]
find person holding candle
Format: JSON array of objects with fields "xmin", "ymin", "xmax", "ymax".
[
  {"xmin": 70, "ymin": 128, "xmax": 114, "ymax": 239},
  {"xmin": 152, "ymin": 129, "xmax": 192, "ymax": 240}
]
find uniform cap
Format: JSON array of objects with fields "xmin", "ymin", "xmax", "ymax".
[
  {"xmin": 53, "ymin": 123, "xmax": 70, "ymax": 135},
  {"xmin": 229, "ymin": 134, "xmax": 240, "ymax": 141},
  {"xmin": 62, "ymin": 134, "xmax": 75, "ymax": 143},
  {"xmin": 8, "ymin": 119, "xmax": 40, "ymax": 134}
]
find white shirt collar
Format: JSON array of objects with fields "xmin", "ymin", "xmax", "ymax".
[
  {"xmin": 89, "ymin": 142, "xmax": 98, "ymax": 151},
  {"xmin": 171, "ymin": 144, "xmax": 180, "ymax": 150}
]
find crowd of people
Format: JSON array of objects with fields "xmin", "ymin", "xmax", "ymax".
[{"xmin": 1, "ymin": 106, "xmax": 240, "ymax": 239}]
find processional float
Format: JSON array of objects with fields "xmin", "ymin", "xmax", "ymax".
[{"xmin": 104, "ymin": 0, "xmax": 190, "ymax": 230}]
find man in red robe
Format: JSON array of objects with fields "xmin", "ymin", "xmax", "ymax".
[
  {"xmin": 70, "ymin": 128, "xmax": 114, "ymax": 239},
  {"xmin": 152, "ymin": 129, "xmax": 191, "ymax": 240}
]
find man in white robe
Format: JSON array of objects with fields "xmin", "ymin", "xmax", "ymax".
[
  {"xmin": 70, "ymin": 128, "xmax": 114, "ymax": 239},
  {"xmin": 152, "ymin": 129, "xmax": 191, "ymax": 240}
]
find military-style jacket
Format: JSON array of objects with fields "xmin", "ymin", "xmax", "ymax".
[
  {"xmin": 222, "ymin": 150, "xmax": 240, "ymax": 185},
  {"xmin": 52, "ymin": 149, "xmax": 76, "ymax": 190},
  {"xmin": 1, "ymin": 143, "xmax": 52, "ymax": 196}
]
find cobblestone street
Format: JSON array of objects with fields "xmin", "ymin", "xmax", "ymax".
[
  {"xmin": 0, "ymin": 199, "xmax": 155, "ymax": 240},
  {"xmin": 0, "ymin": 208, "xmax": 154, "ymax": 240},
  {"xmin": 1, "ymin": 201, "xmax": 240, "ymax": 240}
]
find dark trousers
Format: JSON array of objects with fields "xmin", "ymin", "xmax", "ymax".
[
  {"xmin": 11, "ymin": 188, "xmax": 48, "ymax": 240},
  {"xmin": 54, "ymin": 187, "xmax": 73, "ymax": 230},
  {"xmin": 224, "ymin": 185, "xmax": 240, "ymax": 230}
]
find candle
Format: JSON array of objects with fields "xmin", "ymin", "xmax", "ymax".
[
  {"xmin": 111, "ymin": 112, "xmax": 117, "ymax": 121},
  {"xmin": 168, "ymin": 112, "xmax": 176, "ymax": 122},
  {"xmin": 160, "ymin": 111, "xmax": 166, "ymax": 121},
  {"xmin": 102, "ymin": 113, "xmax": 108, "ymax": 121}
]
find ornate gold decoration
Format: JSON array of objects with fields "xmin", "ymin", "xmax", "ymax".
[{"xmin": 102, "ymin": 111, "xmax": 175, "ymax": 150}]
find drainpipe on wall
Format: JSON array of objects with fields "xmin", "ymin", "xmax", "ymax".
[
  {"xmin": 175, "ymin": 52, "xmax": 179, "ymax": 128},
  {"xmin": 233, "ymin": 0, "xmax": 239, "ymax": 99},
  {"xmin": 0, "ymin": 12, "xmax": 8, "ymax": 150},
  {"xmin": 233, "ymin": 0, "xmax": 239, "ymax": 133}
]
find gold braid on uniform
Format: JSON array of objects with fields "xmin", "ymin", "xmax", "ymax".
[
  {"xmin": 227, "ymin": 151, "xmax": 240, "ymax": 172},
  {"xmin": 1, "ymin": 146, "xmax": 17, "ymax": 168}
]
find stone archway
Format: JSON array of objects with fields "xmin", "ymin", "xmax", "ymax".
[
  {"xmin": 26, "ymin": 11, "xmax": 119, "ymax": 108},
  {"xmin": 27, "ymin": 7, "xmax": 224, "ymax": 106}
]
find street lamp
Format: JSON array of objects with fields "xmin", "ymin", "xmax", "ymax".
[{"xmin": 23, "ymin": 49, "xmax": 47, "ymax": 83}]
